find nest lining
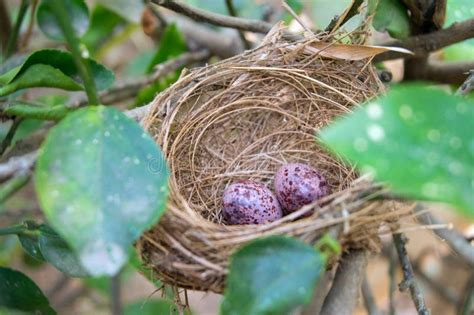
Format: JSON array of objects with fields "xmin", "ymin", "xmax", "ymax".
[{"xmin": 137, "ymin": 31, "xmax": 408, "ymax": 293}]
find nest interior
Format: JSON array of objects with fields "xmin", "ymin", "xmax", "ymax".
[{"xmin": 137, "ymin": 31, "xmax": 407, "ymax": 293}]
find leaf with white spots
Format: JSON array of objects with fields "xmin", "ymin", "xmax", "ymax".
[
  {"xmin": 221, "ymin": 236, "xmax": 326, "ymax": 315},
  {"xmin": 320, "ymin": 84, "xmax": 474, "ymax": 218},
  {"xmin": 35, "ymin": 106, "xmax": 169, "ymax": 276}
]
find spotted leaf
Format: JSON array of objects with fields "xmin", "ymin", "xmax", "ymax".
[{"xmin": 319, "ymin": 84, "xmax": 474, "ymax": 218}]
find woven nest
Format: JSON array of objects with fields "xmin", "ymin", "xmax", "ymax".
[{"xmin": 137, "ymin": 29, "xmax": 408, "ymax": 293}]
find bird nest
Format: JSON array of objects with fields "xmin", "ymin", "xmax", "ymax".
[{"xmin": 137, "ymin": 29, "xmax": 409, "ymax": 293}]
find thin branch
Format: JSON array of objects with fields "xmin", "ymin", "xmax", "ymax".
[
  {"xmin": 362, "ymin": 276, "xmax": 379, "ymax": 315},
  {"xmin": 393, "ymin": 233, "xmax": 430, "ymax": 315},
  {"xmin": 375, "ymin": 19, "xmax": 474, "ymax": 62},
  {"xmin": 281, "ymin": 0, "xmax": 313, "ymax": 35},
  {"xmin": 152, "ymin": 0, "xmax": 272, "ymax": 33},
  {"xmin": 111, "ymin": 272, "xmax": 123, "ymax": 315},
  {"xmin": 0, "ymin": 118, "xmax": 22, "ymax": 156},
  {"xmin": 0, "ymin": 0, "xmax": 11, "ymax": 53},
  {"xmin": 68, "ymin": 49, "xmax": 210, "ymax": 108},
  {"xmin": 320, "ymin": 250, "xmax": 369, "ymax": 315},
  {"xmin": 302, "ymin": 270, "xmax": 335, "ymax": 315},
  {"xmin": 415, "ymin": 205, "xmax": 474, "ymax": 267},
  {"xmin": 0, "ymin": 150, "xmax": 37, "ymax": 182},
  {"xmin": 388, "ymin": 246, "xmax": 397, "ymax": 315},
  {"xmin": 404, "ymin": 60, "xmax": 474, "ymax": 85},
  {"xmin": 5, "ymin": 0, "xmax": 29, "ymax": 58},
  {"xmin": 458, "ymin": 274, "xmax": 474, "ymax": 315},
  {"xmin": 20, "ymin": 0, "xmax": 39, "ymax": 50},
  {"xmin": 225, "ymin": 0, "xmax": 251, "ymax": 49},
  {"xmin": 457, "ymin": 69, "xmax": 474, "ymax": 96},
  {"xmin": 0, "ymin": 172, "xmax": 30, "ymax": 203}
]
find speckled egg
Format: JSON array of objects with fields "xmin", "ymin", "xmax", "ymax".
[
  {"xmin": 274, "ymin": 163, "xmax": 329, "ymax": 214},
  {"xmin": 222, "ymin": 180, "xmax": 283, "ymax": 225}
]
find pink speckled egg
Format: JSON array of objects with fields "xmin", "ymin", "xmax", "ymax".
[
  {"xmin": 222, "ymin": 180, "xmax": 283, "ymax": 225},
  {"xmin": 274, "ymin": 163, "xmax": 329, "ymax": 215}
]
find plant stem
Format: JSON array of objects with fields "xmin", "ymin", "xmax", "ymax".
[
  {"xmin": 49, "ymin": 0, "xmax": 99, "ymax": 105},
  {"xmin": 3, "ymin": 102, "xmax": 71, "ymax": 121},
  {"xmin": 0, "ymin": 224, "xmax": 26, "ymax": 236},
  {"xmin": 5, "ymin": 0, "xmax": 29, "ymax": 58},
  {"xmin": 0, "ymin": 118, "xmax": 22, "ymax": 156},
  {"xmin": 0, "ymin": 172, "xmax": 30, "ymax": 203}
]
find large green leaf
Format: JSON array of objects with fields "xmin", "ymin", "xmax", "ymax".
[
  {"xmin": 221, "ymin": 236, "xmax": 325, "ymax": 315},
  {"xmin": 0, "ymin": 49, "xmax": 115, "ymax": 91},
  {"xmin": 0, "ymin": 64, "xmax": 83, "ymax": 96},
  {"xmin": 0, "ymin": 267, "xmax": 56, "ymax": 315},
  {"xmin": 371, "ymin": 0, "xmax": 410, "ymax": 39},
  {"xmin": 320, "ymin": 84, "xmax": 474, "ymax": 218},
  {"xmin": 125, "ymin": 299, "xmax": 179, "ymax": 315},
  {"xmin": 37, "ymin": 0, "xmax": 90, "ymax": 41},
  {"xmin": 35, "ymin": 106, "xmax": 170, "ymax": 276}
]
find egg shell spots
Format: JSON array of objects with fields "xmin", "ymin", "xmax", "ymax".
[
  {"xmin": 274, "ymin": 163, "xmax": 329, "ymax": 215},
  {"xmin": 222, "ymin": 180, "xmax": 283, "ymax": 225}
]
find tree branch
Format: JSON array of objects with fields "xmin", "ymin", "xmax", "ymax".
[
  {"xmin": 0, "ymin": 150, "xmax": 37, "ymax": 182},
  {"xmin": 404, "ymin": 60, "xmax": 474, "ymax": 84},
  {"xmin": 375, "ymin": 19, "xmax": 474, "ymax": 61},
  {"xmin": 68, "ymin": 49, "xmax": 210, "ymax": 108},
  {"xmin": 393, "ymin": 233, "xmax": 430, "ymax": 315},
  {"xmin": 152, "ymin": 0, "xmax": 272, "ymax": 33},
  {"xmin": 320, "ymin": 250, "xmax": 369, "ymax": 315},
  {"xmin": 302, "ymin": 270, "xmax": 335, "ymax": 315},
  {"xmin": 415, "ymin": 205, "xmax": 474, "ymax": 267},
  {"xmin": 362, "ymin": 275, "xmax": 380, "ymax": 315},
  {"xmin": 225, "ymin": 0, "xmax": 251, "ymax": 49}
]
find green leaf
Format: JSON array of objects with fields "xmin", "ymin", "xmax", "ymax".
[
  {"xmin": 0, "ymin": 49, "xmax": 115, "ymax": 91},
  {"xmin": 310, "ymin": 0, "xmax": 363, "ymax": 31},
  {"xmin": 35, "ymin": 106, "xmax": 170, "ymax": 276},
  {"xmin": 82, "ymin": 5, "xmax": 127, "ymax": 54},
  {"xmin": 125, "ymin": 299, "xmax": 179, "ymax": 315},
  {"xmin": 0, "ymin": 267, "xmax": 56, "ymax": 315},
  {"xmin": 0, "ymin": 64, "xmax": 83, "ymax": 96},
  {"xmin": 38, "ymin": 225, "xmax": 89, "ymax": 277},
  {"xmin": 37, "ymin": 0, "xmax": 90, "ymax": 41},
  {"xmin": 221, "ymin": 236, "xmax": 326, "ymax": 315},
  {"xmin": 320, "ymin": 84, "xmax": 474, "ymax": 218},
  {"xmin": 95, "ymin": 0, "xmax": 144, "ymax": 24},
  {"xmin": 372, "ymin": 0, "xmax": 410, "ymax": 39},
  {"xmin": 147, "ymin": 23, "xmax": 186, "ymax": 74},
  {"xmin": 4, "ymin": 103, "xmax": 73, "ymax": 121},
  {"xmin": 18, "ymin": 233, "xmax": 45, "ymax": 262},
  {"xmin": 443, "ymin": 0, "xmax": 474, "ymax": 61}
]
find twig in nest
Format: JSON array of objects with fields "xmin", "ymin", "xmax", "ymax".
[
  {"xmin": 320, "ymin": 250, "xmax": 369, "ymax": 315},
  {"xmin": 393, "ymin": 233, "xmax": 430, "ymax": 315},
  {"xmin": 457, "ymin": 69, "xmax": 474, "ymax": 96},
  {"xmin": 281, "ymin": 0, "xmax": 314, "ymax": 36},
  {"xmin": 362, "ymin": 275, "xmax": 379, "ymax": 315},
  {"xmin": 415, "ymin": 205, "xmax": 474, "ymax": 267},
  {"xmin": 152, "ymin": 0, "xmax": 272, "ymax": 33}
]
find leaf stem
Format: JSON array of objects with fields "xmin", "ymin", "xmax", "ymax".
[
  {"xmin": 3, "ymin": 102, "xmax": 71, "ymax": 121},
  {"xmin": 0, "ymin": 224, "xmax": 26, "ymax": 236},
  {"xmin": 5, "ymin": 0, "xmax": 29, "ymax": 58},
  {"xmin": 49, "ymin": 0, "xmax": 99, "ymax": 105},
  {"xmin": 0, "ymin": 117, "xmax": 22, "ymax": 156},
  {"xmin": 0, "ymin": 172, "xmax": 30, "ymax": 203}
]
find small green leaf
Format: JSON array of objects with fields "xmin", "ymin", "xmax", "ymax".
[
  {"xmin": 0, "ymin": 49, "xmax": 115, "ymax": 91},
  {"xmin": 38, "ymin": 225, "xmax": 89, "ymax": 277},
  {"xmin": 319, "ymin": 84, "xmax": 474, "ymax": 218},
  {"xmin": 4, "ymin": 103, "xmax": 73, "ymax": 121},
  {"xmin": 124, "ymin": 299, "xmax": 179, "ymax": 315},
  {"xmin": 221, "ymin": 236, "xmax": 326, "ymax": 315},
  {"xmin": 35, "ymin": 106, "xmax": 170, "ymax": 276},
  {"xmin": 0, "ymin": 64, "xmax": 83, "ymax": 96},
  {"xmin": 37, "ymin": 0, "xmax": 90, "ymax": 40},
  {"xmin": 146, "ymin": 23, "xmax": 186, "ymax": 74},
  {"xmin": 0, "ymin": 267, "xmax": 56, "ymax": 315},
  {"xmin": 18, "ymin": 233, "xmax": 45, "ymax": 262},
  {"xmin": 372, "ymin": 0, "xmax": 410, "ymax": 39}
]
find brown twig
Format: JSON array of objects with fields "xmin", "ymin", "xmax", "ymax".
[
  {"xmin": 225, "ymin": 0, "xmax": 251, "ymax": 49},
  {"xmin": 68, "ymin": 49, "xmax": 210, "ymax": 108},
  {"xmin": 320, "ymin": 250, "xmax": 369, "ymax": 315},
  {"xmin": 393, "ymin": 233, "xmax": 430, "ymax": 315},
  {"xmin": 457, "ymin": 69, "xmax": 474, "ymax": 96},
  {"xmin": 415, "ymin": 205, "xmax": 474, "ymax": 267},
  {"xmin": 362, "ymin": 275, "xmax": 380, "ymax": 315},
  {"xmin": 375, "ymin": 19, "xmax": 474, "ymax": 62},
  {"xmin": 152, "ymin": 0, "xmax": 272, "ymax": 33}
]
